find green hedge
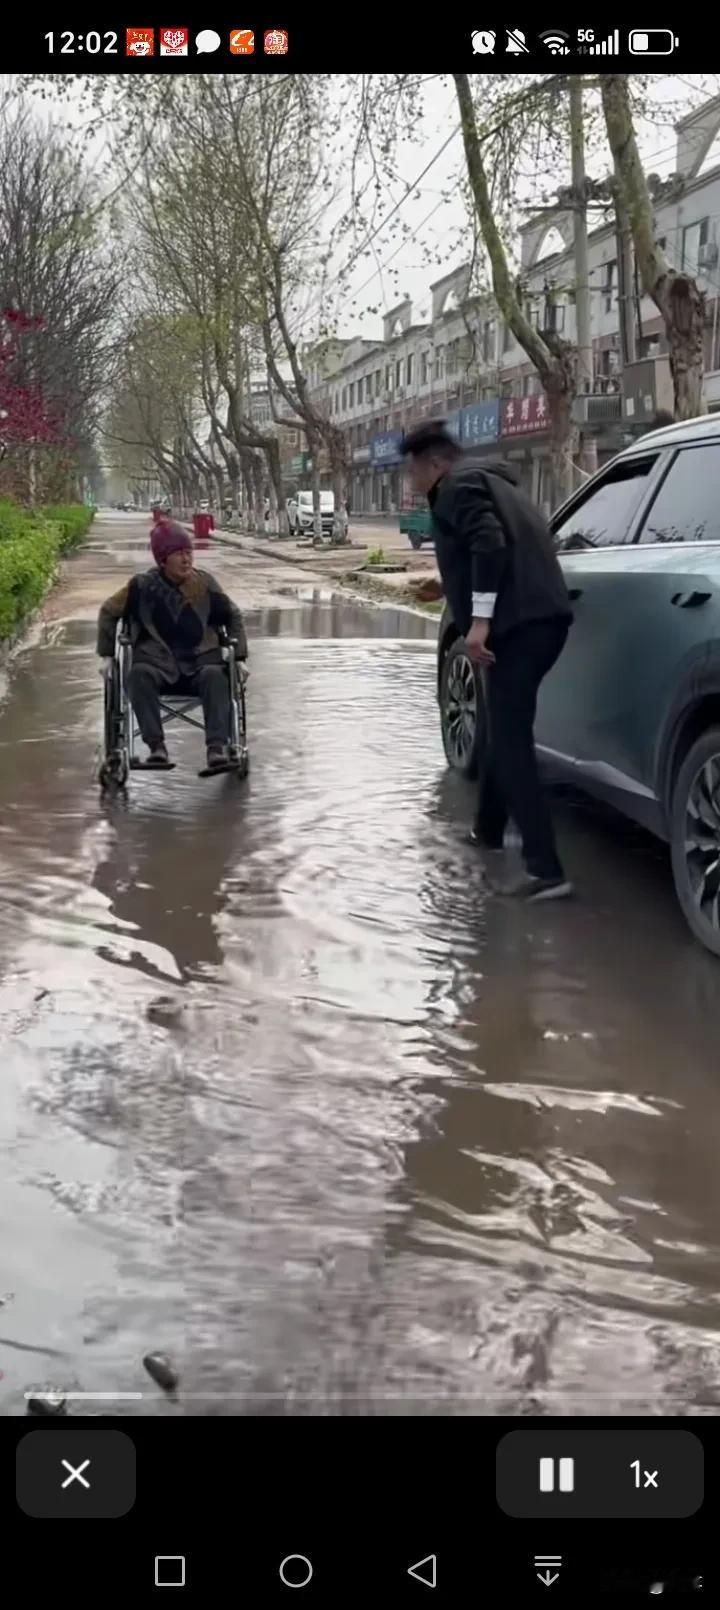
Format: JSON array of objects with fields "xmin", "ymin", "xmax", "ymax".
[
  {"xmin": 0, "ymin": 501, "xmax": 94, "ymax": 644},
  {"xmin": 42, "ymin": 503, "xmax": 95, "ymax": 552}
]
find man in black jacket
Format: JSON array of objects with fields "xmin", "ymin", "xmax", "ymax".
[{"xmin": 401, "ymin": 421, "xmax": 573, "ymax": 902}]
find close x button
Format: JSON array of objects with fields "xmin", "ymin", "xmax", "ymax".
[{"xmin": 16, "ymin": 1430, "xmax": 136, "ymax": 1518}]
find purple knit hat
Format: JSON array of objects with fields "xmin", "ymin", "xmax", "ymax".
[{"xmin": 151, "ymin": 519, "xmax": 193, "ymax": 566}]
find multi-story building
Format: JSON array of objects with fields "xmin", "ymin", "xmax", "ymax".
[{"xmin": 306, "ymin": 94, "xmax": 720, "ymax": 517}]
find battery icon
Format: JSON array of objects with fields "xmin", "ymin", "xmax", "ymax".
[{"xmin": 628, "ymin": 29, "xmax": 678, "ymax": 54}]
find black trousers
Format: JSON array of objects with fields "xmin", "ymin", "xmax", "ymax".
[
  {"xmin": 476, "ymin": 618, "xmax": 569, "ymax": 880},
  {"xmin": 128, "ymin": 663, "xmax": 230, "ymax": 750}
]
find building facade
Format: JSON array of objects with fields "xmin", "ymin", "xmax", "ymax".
[{"xmin": 305, "ymin": 96, "xmax": 720, "ymax": 516}]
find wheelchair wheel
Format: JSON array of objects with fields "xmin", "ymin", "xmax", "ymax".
[{"xmin": 99, "ymin": 665, "xmax": 129, "ymax": 790}]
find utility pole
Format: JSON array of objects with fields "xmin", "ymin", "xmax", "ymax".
[{"xmin": 569, "ymin": 76, "xmax": 597, "ymax": 475}]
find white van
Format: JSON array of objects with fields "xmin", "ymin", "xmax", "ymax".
[{"xmin": 286, "ymin": 490, "xmax": 336, "ymax": 537}]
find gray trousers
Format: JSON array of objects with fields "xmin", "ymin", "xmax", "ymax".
[{"xmin": 128, "ymin": 663, "xmax": 230, "ymax": 749}]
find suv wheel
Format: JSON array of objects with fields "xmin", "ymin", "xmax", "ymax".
[
  {"xmin": 439, "ymin": 637, "xmax": 486, "ymax": 779},
  {"xmin": 670, "ymin": 725, "xmax": 720, "ymax": 957}
]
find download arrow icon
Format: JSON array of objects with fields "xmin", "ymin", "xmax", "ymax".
[{"xmin": 537, "ymin": 1570, "xmax": 559, "ymax": 1586}]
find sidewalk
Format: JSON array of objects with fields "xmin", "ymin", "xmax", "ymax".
[{"xmin": 208, "ymin": 524, "xmax": 440, "ymax": 617}]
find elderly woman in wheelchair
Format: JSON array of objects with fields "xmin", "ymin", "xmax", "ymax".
[{"xmin": 97, "ymin": 518, "xmax": 248, "ymax": 784}]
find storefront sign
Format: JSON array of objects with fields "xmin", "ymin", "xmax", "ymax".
[
  {"xmin": 446, "ymin": 410, "xmax": 462, "ymax": 442},
  {"xmin": 461, "ymin": 400, "xmax": 500, "ymax": 445},
  {"xmin": 501, "ymin": 394, "xmax": 548, "ymax": 437},
  {"xmin": 371, "ymin": 430, "xmax": 403, "ymax": 467}
]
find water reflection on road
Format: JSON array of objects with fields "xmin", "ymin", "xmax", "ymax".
[{"xmin": 1, "ymin": 525, "xmax": 720, "ymax": 1415}]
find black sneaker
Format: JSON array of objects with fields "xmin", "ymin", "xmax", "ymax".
[{"xmin": 490, "ymin": 871, "xmax": 573, "ymax": 903}]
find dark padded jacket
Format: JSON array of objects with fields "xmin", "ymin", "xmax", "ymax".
[
  {"xmin": 97, "ymin": 567, "xmax": 248, "ymax": 679},
  {"xmin": 429, "ymin": 456, "xmax": 572, "ymax": 641}
]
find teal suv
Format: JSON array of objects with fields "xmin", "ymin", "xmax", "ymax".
[{"xmin": 437, "ymin": 414, "xmax": 720, "ymax": 956}]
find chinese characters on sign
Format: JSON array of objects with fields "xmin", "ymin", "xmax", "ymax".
[
  {"xmin": 461, "ymin": 401, "xmax": 500, "ymax": 445},
  {"xmin": 370, "ymin": 431, "xmax": 404, "ymax": 467},
  {"xmin": 500, "ymin": 394, "xmax": 548, "ymax": 437}
]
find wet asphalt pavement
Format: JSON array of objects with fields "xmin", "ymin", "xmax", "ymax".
[{"xmin": 1, "ymin": 514, "xmax": 720, "ymax": 1417}]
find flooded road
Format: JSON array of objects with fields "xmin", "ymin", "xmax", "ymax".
[{"xmin": 1, "ymin": 514, "xmax": 720, "ymax": 1416}]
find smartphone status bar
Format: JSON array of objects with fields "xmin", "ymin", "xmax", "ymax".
[{"xmin": 8, "ymin": 21, "xmax": 699, "ymax": 72}]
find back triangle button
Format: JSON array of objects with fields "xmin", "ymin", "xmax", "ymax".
[{"xmin": 407, "ymin": 1553, "xmax": 437, "ymax": 1588}]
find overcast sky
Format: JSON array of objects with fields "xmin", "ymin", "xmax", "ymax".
[{"xmin": 5, "ymin": 69, "xmax": 720, "ymax": 345}]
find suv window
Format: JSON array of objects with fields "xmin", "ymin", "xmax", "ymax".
[
  {"xmin": 639, "ymin": 443, "xmax": 720, "ymax": 544},
  {"xmin": 553, "ymin": 457, "xmax": 657, "ymax": 551}
]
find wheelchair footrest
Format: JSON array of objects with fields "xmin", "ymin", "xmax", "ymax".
[
  {"xmin": 197, "ymin": 759, "xmax": 243, "ymax": 778},
  {"xmin": 129, "ymin": 757, "xmax": 177, "ymax": 771}
]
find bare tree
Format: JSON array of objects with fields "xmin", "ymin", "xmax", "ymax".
[
  {"xmin": 601, "ymin": 75, "xmax": 705, "ymax": 419},
  {"xmin": 0, "ymin": 103, "xmax": 119, "ymax": 501}
]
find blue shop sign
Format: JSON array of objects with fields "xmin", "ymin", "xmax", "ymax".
[
  {"xmin": 371, "ymin": 430, "xmax": 404, "ymax": 467},
  {"xmin": 446, "ymin": 409, "xmax": 462, "ymax": 442},
  {"xmin": 461, "ymin": 400, "xmax": 500, "ymax": 445}
]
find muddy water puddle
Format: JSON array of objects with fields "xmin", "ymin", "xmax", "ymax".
[{"xmin": 1, "ymin": 558, "xmax": 720, "ymax": 1415}]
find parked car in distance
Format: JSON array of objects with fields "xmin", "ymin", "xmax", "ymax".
[
  {"xmin": 400, "ymin": 498, "xmax": 433, "ymax": 549},
  {"xmin": 437, "ymin": 413, "xmax": 720, "ymax": 956},
  {"xmin": 287, "ymin": 490, "xmax": 337, "ymax": 537}
]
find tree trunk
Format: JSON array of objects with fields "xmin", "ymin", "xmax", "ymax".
[
  {"xmin": 251, "ymin": 452, "xmax": 265, "ymax": 533},
  {"xmin": 240, "ymin": 452, "xmax": 255, "ymax": 530},
  {"xmin": 601, "ymin": 75, "xmax": 706, "ymax": 420},
  {"xmin": 308, "ymin": 450, "xmax": 323, "ymax": 545},
  {"xmin": 546, "ymin": 382, "xmax": 578, "ymax": 507},
  {"xmin": 264, "ymin": 438, "xmax": 287, "ymax": 536},
  {"xmin": 331, "ymin": 460, "xmax": 349, "ymax": 544}
]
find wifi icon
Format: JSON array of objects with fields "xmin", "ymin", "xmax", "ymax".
[{"xmin": 539, "ymin": 29, "xmax": 571, "ymax": 54}]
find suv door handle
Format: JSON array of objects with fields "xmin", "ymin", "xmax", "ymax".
[
  {"xmin": 567, "ymin": 588, "xmax": 583, "ymax": 602},
  {"xmin": 671, "ymin": 590, "xmax": 712, "ymax": 608}
]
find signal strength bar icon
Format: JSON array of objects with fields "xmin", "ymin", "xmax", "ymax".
[{"xmin": 583, "ymin": 28, "xmax": 620, "ymax": 55}]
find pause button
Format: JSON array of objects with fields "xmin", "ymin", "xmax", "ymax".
[{"xmin": 539, "ymin": 1457, "xmax": 574, "ymax": 1493}]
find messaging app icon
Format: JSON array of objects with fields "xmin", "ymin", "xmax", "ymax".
[{"xmin": 195, "ymin": 29, "xmax": 221, "ymax": 53}]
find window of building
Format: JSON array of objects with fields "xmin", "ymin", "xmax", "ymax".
[
  {"xmin": 553, "ymin": 456, "xmax": 658, "ymax": 550},
  {"xmin": 434, "ymin": 345, "xmax": 445, "ymax": 381},
  {"xmin": 482, "ymin": 321, "xmax": 497, "ymax": 364},
  {"xmin": 385, "ymin": 365, "xmax": 392, "ymax": 391},
  {"xmin": 365, "ymin": 375, "xmax": 373, "ymax": 402},
  {"xmin": 544, "ymin": 300, "xmax": 566, "ymax": 334},
  {"xmin": 640, "ymin": 444, "xmax": 720, "ymax": 544},
  {"xmin": 374, "ymin": 369, "xmax": 382, "ymax": 395},
  {"xmin": 602, "ymin": 260, "xmax": 617, "ymax": 314},
  {"xmin": 348, "ymin": 382, "xmax": 355, "ymax": 407},
  {"xmin": 342, "ymin": 386, "xmax": 347, "ymax": 410},
  {"xmin": 395, "ymin": 358, "xmax": 403, "ymax": 388},
  {"xmin": 421, "ymin": 351, "xmax": 430, "ymax": 385},
  {"xmin": 682, "ymin": 217, "xmax": 709, "ymax": 275},
  {"xmin": 406, "ymin": 354, "xmax": 414, "ymax": 386}
]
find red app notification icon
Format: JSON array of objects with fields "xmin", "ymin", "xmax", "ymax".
[
  {"xmin": 159, "ymin": 27, "xmax": 189, "ymax": 56},
  {"xmin": 264, "ymin": 29, "xmax": 288, "ymax": 55},
  {"xmin": 125, "ymin": 27, "xmax": 155, "ymax": 57}
]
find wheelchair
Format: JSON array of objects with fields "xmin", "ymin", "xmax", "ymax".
[{"xmin": 98, "ymin": 621, "xmax": 249, "ymax": 791}]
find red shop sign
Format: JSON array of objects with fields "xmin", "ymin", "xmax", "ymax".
[{"xmin": 501, "ymin": 393, "xmax": 549, "ymax": 436}]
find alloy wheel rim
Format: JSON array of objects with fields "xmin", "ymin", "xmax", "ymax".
[
  {"xmin": 684, "ymin": 754, "xmax": 720, "ymax": 929},
  {"xmin": 443, "ymin": 654, "xmax": 477, "ymax": 766}
]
